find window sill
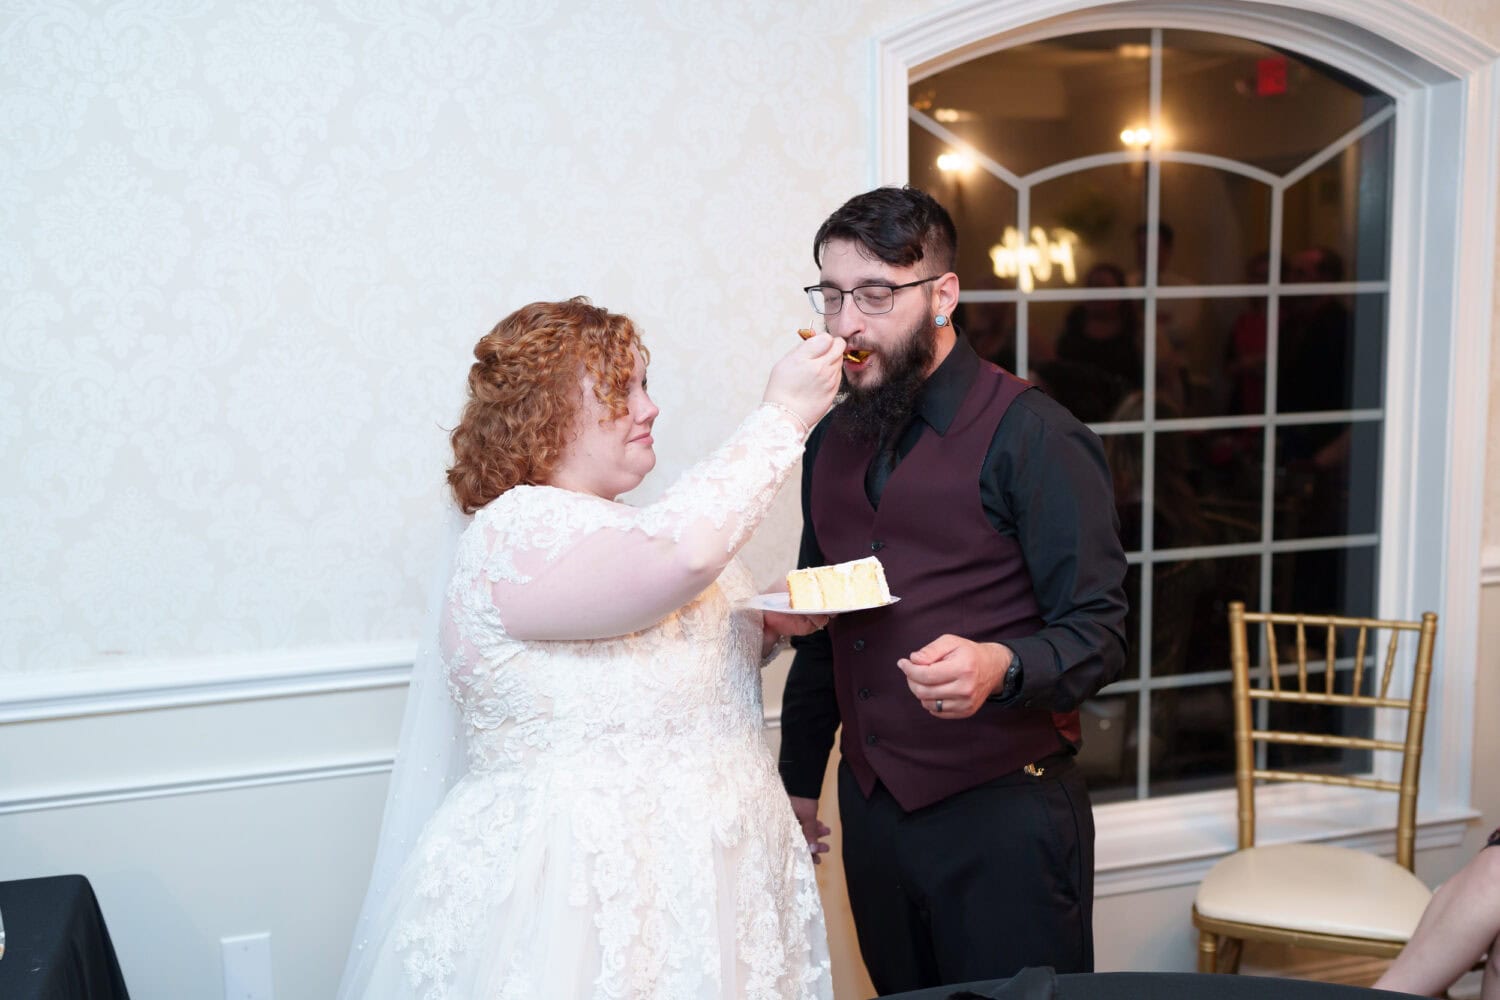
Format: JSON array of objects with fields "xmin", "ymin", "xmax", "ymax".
[{"xmin": 1094, "ymin": 783, "xmax": 1478, "ymax": 897}]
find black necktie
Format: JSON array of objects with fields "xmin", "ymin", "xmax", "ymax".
[
  {"xmin": 866, "ymin": 443, "xmax": 898, "ymax": 508},
  {"xmin": 866, "ymin": 418, "xmax": 916, "ymax": 508}
]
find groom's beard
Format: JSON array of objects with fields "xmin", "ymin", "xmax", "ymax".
[{"xmin": 832, "ymin": 317, "xmax": 939, "ymax": 447}]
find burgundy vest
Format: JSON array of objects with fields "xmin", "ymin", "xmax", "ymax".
[{"xmin": 812, "ymin": 361, "xmax": 1076, "ymax": 811}]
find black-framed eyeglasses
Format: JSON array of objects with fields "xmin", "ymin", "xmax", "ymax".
[{"xmin": 803, "ymin": 276, "xmax": 941, "ymax": 316}]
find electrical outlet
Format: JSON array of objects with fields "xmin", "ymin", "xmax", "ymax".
[{"xmin": 221, "ymin": 932, "xmax": 273, "ymax": 1000}]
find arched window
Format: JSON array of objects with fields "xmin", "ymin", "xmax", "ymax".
[{"xmin": 909, "ymin": 29, "xmax": 1393, "ymax": 803}]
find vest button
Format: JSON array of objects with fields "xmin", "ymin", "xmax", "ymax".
[
  {"xmin": 866, "ymin": 734, "xmax": 878, "ymax": 746},
  {"xmin": 870, "ymin": 541, "xmax": 885, "ymax": 552},
  {"xmin": 858, "ymin": 688, "xmax": 871, "ymax": 700},
  {"xmin": 852, "ymin": 639, "xmax": 865, "ymax": 651}
]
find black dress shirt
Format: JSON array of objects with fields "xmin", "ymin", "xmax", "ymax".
[{"xmin": 778, "ymin": 335, "xmax": 1129, "ymax": 800}]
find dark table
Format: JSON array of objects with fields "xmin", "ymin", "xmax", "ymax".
[
  {"xmin": 878, "ymin": 969, "xmax": 1422, "ymax": 1000},
  {"xmin": 0, "ymin": 875, "xmax": 130, "ymax": 1000}
]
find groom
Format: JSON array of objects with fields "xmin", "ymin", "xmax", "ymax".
[{"xmin": 778, "ymin": 186, "xmax": 1128, "ymax": 994}]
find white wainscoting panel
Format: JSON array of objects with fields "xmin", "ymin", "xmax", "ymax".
[
  {"xmin": 0, "ymin": 651, "xmax": 407, "ymax": 1000},
  {"xmin": 0, "ymin": 685, "xmax": 402, "ymax": 816},
  {"xmin": 0, "ymin": 772, "xmax": 391, "ymax": 1000}
]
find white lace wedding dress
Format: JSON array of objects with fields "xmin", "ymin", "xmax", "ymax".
[{"xmin": 340, "ymin": 404, "xmax": 833, "ymax": 1000}]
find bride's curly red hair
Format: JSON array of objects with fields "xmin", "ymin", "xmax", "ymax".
[{"xmin": 447, "ymin": 297, "xmax": 649, "ymax": 514}]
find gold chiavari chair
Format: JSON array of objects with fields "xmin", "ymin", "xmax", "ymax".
[{"xmin": 1192, "ymin": 601, "xmax": 1440, "ymax": 974}]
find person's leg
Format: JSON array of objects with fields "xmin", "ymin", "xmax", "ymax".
[
  {"xmin": 902, "ymin": 759, "xmax": 1095, "ymax": 985},
  {"xmin": 1375, "ymin": 844, "xmax": 1500, "ymax": 998},
  {"xmin": 1483, "ymin": 942, "xmax": 1500, "ymax": 1000},
  {"xmin": 838, "ymin": 762, "xmax": 941, "ymax": 995}
]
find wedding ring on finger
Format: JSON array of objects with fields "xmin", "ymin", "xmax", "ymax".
[{"xmin": 935, "ymin": 699, "xmax": 944, "ymax": 713}]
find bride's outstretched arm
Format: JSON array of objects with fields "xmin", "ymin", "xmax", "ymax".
[{"xmin": 483, "ymin": 402, "xmax": 811, "ymax": 641}]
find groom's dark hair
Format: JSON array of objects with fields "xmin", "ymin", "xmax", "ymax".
[{"xmin": 813, "ymin": 186, "xmax": 958, "ymax": 274}]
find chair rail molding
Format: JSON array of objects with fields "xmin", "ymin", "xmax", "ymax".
[
  {"xmin": 0, "ymin": 641, "xmax": 415, "ymax": 818},
  {"xmin": 0, "ymin": 756, "xmax": 395, "ymax": 817},
  {"xmin": 873, "ymin": 0, "xmax": 1498, "ymax": 857},
  {"xmin": 0, "ymin": 640, "xmax": 415, "ymax": 724},
  {"xmin": 1483, "ymin": 546, "xmax": 1500, "ymax": 587}
]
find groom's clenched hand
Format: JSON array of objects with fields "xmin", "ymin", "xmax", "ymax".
[
  {"xmin": 789, "ymin": 796, "xmax": 831, "ymax": 864},
  {"xmin": 897, "ymin": 634, "xmax": 1012, "ymax": 719}
]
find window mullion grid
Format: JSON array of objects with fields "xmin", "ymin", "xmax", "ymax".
[
  {"xmin": 921, "ymin": 35, "xmax": 1399, "ymax": 803},
  {"xmin": 962, "ymin": 280, "xmax": 1387, "ymax": 304},
  {"xmin": 1101, "ymin": 655, "xmax": 1381, "ymax": 696},
  {"xmin": 1255, "ymin": 177, "xmax": 1287, "ymax": 762},
  {"xmin": 1136, "ymin": 26, "xmax": 1165, "ymax": 802},
  {"xmin": 1016, "ymin": 184, "xmax": 1030, "ymax": 377}
]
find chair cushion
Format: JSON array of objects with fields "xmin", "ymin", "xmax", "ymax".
[{"xmin": 1195, "ymin": 843, "xmax": 1431, "ymax": 941}]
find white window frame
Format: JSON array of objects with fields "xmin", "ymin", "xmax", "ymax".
[{"xmin": 874, "ymin": 0, "xmax": 1497, "ymax": 895}]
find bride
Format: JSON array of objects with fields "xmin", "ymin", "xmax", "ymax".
[{"xmin": 337, "ymin": 297, "xmax": 843, "ymax": 999}]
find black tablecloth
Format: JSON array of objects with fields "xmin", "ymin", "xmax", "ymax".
[
  {"xmin": 0, "ymin": 875, "xmax": 130, "ymax": 1000},
  {"xmin": 878, "ymin": 969, "xmax": 1422, "ymax": 1000}
]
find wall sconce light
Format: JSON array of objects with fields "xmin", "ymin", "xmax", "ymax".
[
  {"xmin": 936, "ymin": 151, "xmax": 974, "ymax": 173},
  {"xmin": 1119, "ymin": 126, "xmax": 1153, "ymax": 148}
]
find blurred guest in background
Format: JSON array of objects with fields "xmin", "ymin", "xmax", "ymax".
[{"xmin": 1053, "ymin": 262, "xmax": 1142, "ymax": 415}]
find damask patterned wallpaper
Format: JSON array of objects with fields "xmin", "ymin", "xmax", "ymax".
[
  {"xmin": 4, "ymin": 0, "xmax": 1498, "ymax": 675},
  {"xmin": 0, "ymin": 0, "xmax": 935, "ymax": 673}
]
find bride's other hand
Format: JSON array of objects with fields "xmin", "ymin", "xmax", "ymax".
[
  {"xmin": 765, "ymin": 610, "xmax": 831, "ymax": 636},
  {"xmin": 789, "ymin": 796, "xmax": 832, "ymax": 865},
  {"xmin": 763, "ymin": 331, "xmax": 845, "ymax": 431},
  {"xmin": 760, "ymin": 609, "xmax": 830, "ymax": 659}
]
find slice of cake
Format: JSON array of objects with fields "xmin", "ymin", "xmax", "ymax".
[{"xmin": 786, "ymin": 556, "xmax": 891, "ymax": 610}]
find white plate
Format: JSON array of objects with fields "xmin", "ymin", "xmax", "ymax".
[{"xmin": 741, "ymin": 592, "xmax": 901, "ymax": 615}]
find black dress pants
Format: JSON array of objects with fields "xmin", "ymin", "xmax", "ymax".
[{"xmin": 838, "ymin": 756, "xmax": 1095, "ymax": 996}]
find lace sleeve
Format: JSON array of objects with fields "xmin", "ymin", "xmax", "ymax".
[{"xmin": 482, "ymin": 403, "xmax": 807, "ymax": 641}]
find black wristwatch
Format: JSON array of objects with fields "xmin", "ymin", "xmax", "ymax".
[{"xmin": 990, "ymin": 653, "xmax": 1023, "ymax": 702}]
